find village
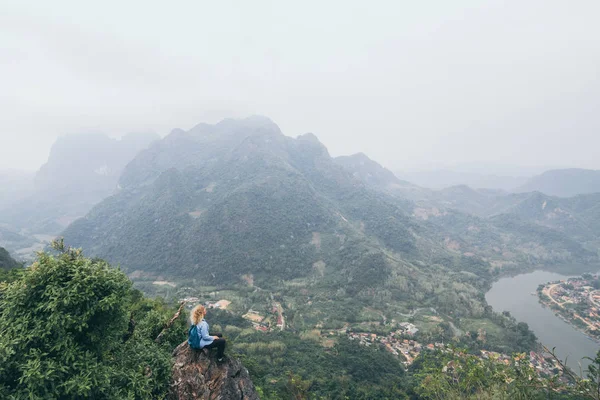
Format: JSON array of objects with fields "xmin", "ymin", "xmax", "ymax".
[
  {"xmin": 538, "ymin": 275, "xmax": 600, "ymax": 340},
  {"xmin": 344, "ymin": 323, "xmax": 563, "ymax": 376}
]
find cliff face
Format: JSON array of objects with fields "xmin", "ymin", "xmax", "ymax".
[{"xmin": 169, "ymin": 342, "xmax": 259, "ymax": 400}]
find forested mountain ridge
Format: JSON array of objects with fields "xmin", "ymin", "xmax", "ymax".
[
  {"xmin": 336, "ymin": 153, "xmax": 600, "ymax": 271},
  {"xmin": 62, "ymin": 117, "xmax": 600, "ymax": 329},
  {"xmin": 335, "ymin": 153, "xmax": 516, "ymax": 215},
  {"xmin": 64, "ymin": 118, "xmax": 425, "ymax": 279},
  {"xmin": 64, "ymin": 117, "xmax": 500, "ymax": 320},
  {"xmin": 515, "ymin": 168, "xmax": 600, "ymax": 197},
  {"xmin": 8, "ymin": 119, "xmax": 600, "ymax": 399}
]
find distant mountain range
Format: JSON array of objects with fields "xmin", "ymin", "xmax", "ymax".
[
  {"xmin": 336, "ymin": 152, "xmax": 600, "ymax": 269},
  {"xmin": 395, "ymin": 169, "xmax": 529, "ymax": 191},
  {"xmin": 0, "ymin": 170, "xmax": 34, "ymax": 210},
  {"xmin": 1, "ymin": 117, "xmax": 598, "ymax": 280},
  {"xmin": 0, "ymin": 132, "xmax": 159, "ymax": 236},
  {"xmin": 515, "ymin": 168, "xmax": 600, "ymax": 197},
  {"xmin": 64, "ymin": 117, "xmax": 427, "ymax": 286},
  {"xmin": 397, "ymin": 165, "xmax": 600, "ymax": 198}
]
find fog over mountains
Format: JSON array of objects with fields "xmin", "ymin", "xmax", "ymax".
[
  {"xmin": 515, "ymin": 168, "xmax": 600, "ymax": 198},
  {"xmin": 396, "ymin": 169, "xmax": 530, "ymax": 192},
  {"xmin": 57, "ymin": 117, "xmax": 599, "ymax": 289},
  {"xmin": 0, "ymin": 132, "xmax": 158, "ymax": 257},
  {"xmin": 2, "ymin": 116, "xmax": 600, "ymax": 398},
  {"xmin": 2, "ymin": 2, "xmax": 600, "ymax": 396},
  {"xmin": 63, "ymin": 117, "xmax": 425, "ymax": 286},
  {"xmin": 2, "ymin": 116, "xmax": 600, "ymax": 268},
  {"xmin": 398, "ymin": 166, "xmax": 600, "ymax": 197}
]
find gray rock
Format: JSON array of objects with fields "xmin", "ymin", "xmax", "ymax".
[{"xmin": 168, "ymin": 341, "xmax": 259, "ymax": 400}]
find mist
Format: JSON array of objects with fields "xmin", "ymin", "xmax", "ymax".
[{"xmin": 1, "ymin": 0, "xmax": 599, "ymax": 172}]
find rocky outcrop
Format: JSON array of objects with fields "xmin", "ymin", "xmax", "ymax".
[{"xmin": 168, "ymin": 342, "xmax": 259, "ymax": 400}]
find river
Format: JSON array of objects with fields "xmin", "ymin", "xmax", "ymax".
[{"xmin": 485, "ymin": 270, "xmax": 600, "ymax": 371}]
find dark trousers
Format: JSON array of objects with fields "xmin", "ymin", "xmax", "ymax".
[{"xmin": 203, "ymin": 332, "xmax": 226, "ymax": 358}]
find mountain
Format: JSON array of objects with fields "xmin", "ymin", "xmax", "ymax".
[
  {"xmin": 498, "ymin": 191, "xmax": 600, "ymax": 241},
  {"xmin": 64, "ymin": 117, "xmax": 423, "ymax": 283},
  {"xmin": 0, "ymin": 132, "xmax": 159, "ymax": 238},
  {"xmin": 515, "ymin": 168, "xmax": 600, "ymax": 197},
  {"xmin": 64, "ymin": 116, "xmax": 509, "ymax": 322},
  {"xmin": 334, "ymin": 155, "xmax": 514, "ymax": 215},
  {"xmin": 0, "ymin": 246, "xmax": 19, "ymax": 269},
  {"xmin": 62, "ymin": 117, "xmax": 600, "ymax": 326},
  {"xmin": 334, "ymin": 153, "xmax": 417, "ymax": 191},
  {"xmin": 396, "ymin": 169, "xmax": 529, "ymax": 191},
  {"xmin": 335, "ymin": 152, "xmax": 599, "ymax": 270},
  {"xmin": 35, "ymin": 131, "xmax": 160, "ymax": 192}
]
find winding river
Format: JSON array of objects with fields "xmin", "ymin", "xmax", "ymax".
[{"xmin": 486, "ymin": 270, "xmax": 600, "ymax": 371}]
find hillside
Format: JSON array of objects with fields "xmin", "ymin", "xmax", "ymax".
[
  {"xmin": 396, "ymin": 168, "xmax": 529, "ymax": 191},
  {"xmin": 335, "ymin": 155, "xmax": 512, "ymax": 215},
  {"xmin": 64, "ymin": 119, "xmax": 422, "ymax": 279},
  {"xmin": 334, "ymin": 153, "xmax": 418, "ymax": 191},
  {"xmin": 64, "ymin": 117, "xmax": 501, "ymax": 322},
  {"xmin": 49, "ymin": 117, "xmax": 600, "ymax": 398},
  {"xmin": 62, "ymin": 118, "xmax": 600, "ymax": 331},
  {"xmin": 498, "ymin": 191, "xmax": 600, "ymax": 242},
  {"xmin": 515, "ymin": 168, "xmax": 600, "ymax": 197},
  {"xmin": 0, "ymin": 246, "xmax": 19, "ymax": 270},
  {"xmin": 334, "ymin": 154, "xmax": 508, "ymax": 215},
  {"xmin": 335, "ymin": 152, "xmax": 600, "ymax": 270}
]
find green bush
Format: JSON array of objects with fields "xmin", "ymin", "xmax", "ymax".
[{"xmin": 0, "ymin": 241, "xmax": 183, "ymax": 399}]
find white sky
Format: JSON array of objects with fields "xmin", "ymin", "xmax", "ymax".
[{"xmin": 1, "ymin": 0, "xmax": 599, "ymax": 172}]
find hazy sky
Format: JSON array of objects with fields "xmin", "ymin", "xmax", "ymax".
[{"xmin": 1, "ymin": 0, "xmax": 599, "ymax": 172}]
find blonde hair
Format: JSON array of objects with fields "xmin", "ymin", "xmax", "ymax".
[{"xmin": 191, "ymin": 305, "xmax": 206, "ymax": 325}]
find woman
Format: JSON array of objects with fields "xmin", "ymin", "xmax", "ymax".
[{"xmin": 190, "ymin": 305, "xmax": 226, "ymax": 361}]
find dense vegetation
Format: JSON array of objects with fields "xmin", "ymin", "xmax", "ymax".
[
  {"xmin": 62, "ymin": 118, "xmax": 495, "ymax": 321},
  {"xmin": 0, "ymin": 241, "xmax": 186, "ymax": 399},
  {"xmin": 2, "ymin": 240, "xmax": 600, "ymax": 399},
  {"xmin": 7, "ymin": 117, "xmax": 598, "ymax": 398},
  {"xmin": 204, "ymin": 309, "xmax": 600, "ymax": 399},
  {"xmin": 59, "ymin": 117, "xmax": 600, "ymax": 372}
]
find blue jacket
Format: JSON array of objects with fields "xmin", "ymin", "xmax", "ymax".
[{"xmin": 197, "ymin": 319, "xmax": 214, "ymax": 348}]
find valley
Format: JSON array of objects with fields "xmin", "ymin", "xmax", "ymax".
[
  {"xmin": 487, "ymin": 270, "xmax": 600, "ymax": 371},
  {"xmin": 3, "ymin": 3, "xmax": 599, "ymax": 396},
  {"xmin": 3, "ymin": 116, "xmax": 600, "ymax": 398},
  {"xmin": 4, "ymin": 117, "xmax": 597, "ymax": 361}
]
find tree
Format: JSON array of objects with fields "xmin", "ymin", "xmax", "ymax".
[{"xmin": 0, "ymin": 240, "xmax": 178, "ymax": 399}]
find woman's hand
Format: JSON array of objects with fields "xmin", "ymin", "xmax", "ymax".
[{"xmin": 213, "ymin": 336, "xmax": 220, "ymax": 340}]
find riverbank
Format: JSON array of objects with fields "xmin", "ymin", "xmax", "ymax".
[
  {"xmin": 486, "ymin": 270, "xmax": 600, "ymax": 371},
  {"xmin": 537, "ymin": 275, "xmax": 600, "ymax": 344}
]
